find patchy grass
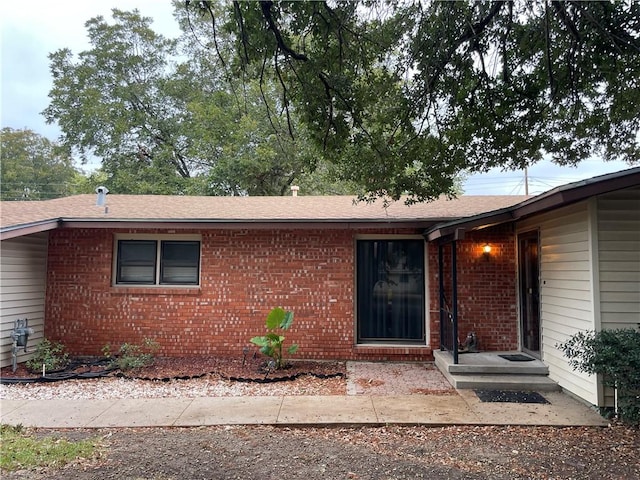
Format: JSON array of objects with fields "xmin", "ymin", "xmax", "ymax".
[{"xmin": 0, "ymin": 424, "xmax": 100, "ymax": 472}]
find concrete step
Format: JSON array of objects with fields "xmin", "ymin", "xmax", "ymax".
[
  {"xmin": 442, "ymin": 372, "xmax": 561, "ymax": 391},
  {"xmin": 434, "ymin": 350, "xmax": 549, "ymax": 376},
  {"xmin": 434, "ymin": 350, "xmax": 560, "ymax": 392}
]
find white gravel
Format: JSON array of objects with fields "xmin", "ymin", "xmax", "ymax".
[
  {"xmin": 0, "ymin": 375, "xmax": 346, "ymax": 400},
  {"xmin": 0, "ymin": 362, "xmax": 454, "ymax": 400}
]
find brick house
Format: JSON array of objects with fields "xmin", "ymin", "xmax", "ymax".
[
  {"xmin": 1, "ymin": 166, "xmax": 638, "ymax": 409},
  {"xmin": 1, "ymin": 193, "xmax": 525, "ymax": 362}
]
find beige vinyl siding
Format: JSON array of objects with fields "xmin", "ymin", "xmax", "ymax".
[
  {"xmin": 0, "ymin": 233, "xmax": 48, "ymax": 368},
  {"xmin": 597, "ymin": 187, "xmax": 640, "ymax": 330},
  {"xmin": 597, "ymin": 187, "xmax": 640, "ymax": 408},
  {"xmin": 518, "ymin": 202, "xmax": 598, "ymax": 405}
]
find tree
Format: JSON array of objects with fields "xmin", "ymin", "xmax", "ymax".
[
  {"xmin": 0, "ymin": 128, "xmax": 83, "ymax": 200},
  {"xmin": 190, "ymin": 0, "xmax": 640, "ymax": 203},
  {"xmin": 43, "ymin": 7, "xmax": 354, "ymax": 197},
  {"xmin": 43, "ymin": 9, "xmax": 199, "ymax": 193}
]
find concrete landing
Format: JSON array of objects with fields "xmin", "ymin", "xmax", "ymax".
[{"xmin": 434, "ymin": 350, "xmax": 561, "ymax": 391}]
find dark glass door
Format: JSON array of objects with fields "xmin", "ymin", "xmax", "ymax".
[
  {"xmin": 518, "ymin": 231, "xmax": 541, "ymax": 355},
  {"xmin": 356, "ymin": 239, "xmax": 425, "ymax": 343}
]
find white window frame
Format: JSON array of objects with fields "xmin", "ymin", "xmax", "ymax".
[{"xmin": 113, "ymin": 234, "xmax": 202, "ymax": 287}]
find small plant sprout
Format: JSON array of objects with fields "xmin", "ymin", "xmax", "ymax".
[{"xmin": 250, "ymin": 307, "xmax": 299, "ymax": 370}]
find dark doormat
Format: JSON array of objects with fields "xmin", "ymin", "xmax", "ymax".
[
  {"xmin": 474, "ymin": 390, "xmax": 549, "ymax": 404},
  {"xmin": 498, "ymin": 354, "xmax": 535, "ymax": 362}
]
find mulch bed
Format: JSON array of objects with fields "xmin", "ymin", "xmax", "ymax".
[{"xmin": 0, "ymin": 356, "xmax": 347, "ymax": 383}]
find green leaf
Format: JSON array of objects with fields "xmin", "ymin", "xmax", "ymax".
[
  {"xmin": 250, "ymin": 336, "xmax": 268, "ymax": 347},
  {"xmin": 280, "ymin": 310, "xmax": 294, "ymax": 330},
  {"xmin": 266, "ymin": 307, "xmax": 286, "ymax": 330},
  {"xmin": 260, "ymin": 345, "xmax": 274, "ymax": 357},
  {"xmin": 287, "ymin": 344, "xmax": 299, "ymax": 355},
  {"xmin": 265, "ymin": 333, "xmax": 283, "ymax": 343}
]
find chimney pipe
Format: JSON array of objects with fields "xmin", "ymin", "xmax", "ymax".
[
  {"xmin": 290, "ymin": 185, "xmax": 299, "ymax": 197},
  {"xmin": 96, "ymin": 186, "xmax": 109, "ymax": 206}
]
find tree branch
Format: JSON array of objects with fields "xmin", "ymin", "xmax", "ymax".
[
  {"xmin": 551, "ymin": 1, "xmax": 581, "ymax": 43},
  {"xmin": 260, "ymin": 1, "xmax": 309, "ymax": 61},
  {"xmin": 544, "ymin": 1, "xmax": 557, "ymax": 100},
  {"xmin": 233, "ymin": 1, "xmax": 251, "ymax": 66},
  {"xmin": 425, "ymin": 1, "xmax": 505, "ymax": 94}
]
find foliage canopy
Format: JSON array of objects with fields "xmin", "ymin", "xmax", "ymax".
[
  {"xmin": 42, "ymin": 7, "xmax": 355, "ymax": 196},
  {"xmin": 190, "ymin": 0, "xmax": 640, "ymax": 202},
  {"xmin": 0, "ymin": 128, "xmax": 83, "ymax": 200}
]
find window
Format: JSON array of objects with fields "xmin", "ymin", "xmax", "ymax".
[
  {"xmin": 115, "ymin": 237, "xmax": 200, "ymax": 286},
  {"xmin": 356, "ymin": 239, "xmax": 425, "ymax": 343}
]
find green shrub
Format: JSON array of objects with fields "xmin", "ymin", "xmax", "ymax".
[
  {"xmin": 250, "ymin": 307, "xmax": 299, "ymax": 369},
  {"xmin": 559, "ymin": 328, "xmax": 640, "ymax": 425},
  {"xmin": 103, "ymin": 338, "xmax": 160, "ymax": 371},
  {"xmin": 25, "ymin": 339, "xmax": 69, "ymax": 374}
]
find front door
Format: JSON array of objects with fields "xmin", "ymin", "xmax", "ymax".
[
  {"xmin": 356, "ymin": 239, "xmax": 425, "ymax": 343},
  {"xmin": 518, "ymin": 231, "xmax": 541, "ymax": 355}
]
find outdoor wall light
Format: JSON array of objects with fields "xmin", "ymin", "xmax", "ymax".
[{"xmin": 482, "ymin": 243, "xmax": 492, "ymax": 261}]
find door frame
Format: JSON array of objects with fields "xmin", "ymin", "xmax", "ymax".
[
  {"xmin": 517, "ymin": 230, "xmax": 541, "ymax": 358},
  {"xmin": 354, "ymin": 234, "xmax": 428, "ymax": 345}
]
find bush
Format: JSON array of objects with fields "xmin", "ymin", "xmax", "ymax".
[
  {"xmin": 25, "ymin": 339, "xmax": 69, "ymax": 374},
  {"xmin": 559, "ymin": 328, "xmax": 640, "ymax": 424},
  {"xmin": 250, "ymin": 307, "xmax": 299, "ymax": 370},
  {"xmin": 102, "ymin": 338, "xmax": 160, "ymax": 371}
]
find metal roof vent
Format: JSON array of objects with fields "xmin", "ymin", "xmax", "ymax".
[
  {"xmin": 291, "ymin": 185, "xmax": 299, "ymax": 197},
  {"xmin": 96, "ymin": 186, "xmax": 109, "ymax": 206}
]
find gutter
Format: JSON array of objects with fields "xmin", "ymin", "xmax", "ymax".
[
  {"xmin": 59, "ymin": 218, "xmax": 446, "ymax": 231},
  {"xmin": 0, "ymin": 219, "xmax": 61, "ymax": 241}
]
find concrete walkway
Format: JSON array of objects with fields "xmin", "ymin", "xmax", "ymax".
[{"xmin": 0, "ymin": 390, "xmax": 608, "ymax": 429}]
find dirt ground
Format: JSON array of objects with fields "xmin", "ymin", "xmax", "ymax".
[
  {"xmin": 2, "ymin": 358, "xmax": 639, "ymax": 479},
  {"xmin": 3, "ymin": 424, "xmax": 638, "ymax": 479}
]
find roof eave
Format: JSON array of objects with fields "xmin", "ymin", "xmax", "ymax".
[
  {"xmin": 58, "ymin": 217, "xmax": 450, "ymax": 230},
  {"xmin": 426, "ymin": 167, "xmax": 640, "ymax": 241},
  {"xmin": 0, "ymin": 219, "xmax": 61, "ymax": 241}
]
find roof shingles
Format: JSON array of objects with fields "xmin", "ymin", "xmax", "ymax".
[{"xmin": 1, "ymin": 194, "xmax": 527, "ymax": 231}]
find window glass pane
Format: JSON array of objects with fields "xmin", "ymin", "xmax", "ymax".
[
  {"xmin": 357, "ymin": 240, "xmax": 425, "ymax": 342},
  {"xmin": 160, "ymin": 241, "xmax": 200, "ymax": 284},
  {"xmin": 117, "ymin": 240, "xmax": 156, "ymax": 284}
]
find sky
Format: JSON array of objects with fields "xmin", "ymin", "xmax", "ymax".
[{"xmin": 1, "ymin": 0, "xmax": 634, "ymax": 196}]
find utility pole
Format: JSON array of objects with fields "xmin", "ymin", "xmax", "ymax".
[{"xmin": 524, "ymin": 168, "xmax": 529, "ymax": 195}]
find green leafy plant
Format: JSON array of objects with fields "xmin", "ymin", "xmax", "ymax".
[
  {"xmin": 25, "ymin": 339, "xmax": 69, "ymax": 374},
  {"xmin": 250, "ymin": 307, "xmax": 299, "ymax": 370},
  {"xmin": 559, "ymin": 328, "xmax": 640, "ymax": 425},
  {"xmin": 103, "ymin": 338, "xmax": 160, "ymax": 371},
  {"xmin": 0, "ymin": 424, "xmax": 99, "ymax": 471}
]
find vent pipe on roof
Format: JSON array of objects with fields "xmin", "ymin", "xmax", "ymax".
[
  {"xmin": 96, "ymin": 186, "xmax": 109, "ymax": 206},
  {"xmin": 291, "ymin": 185, "xmax": 299, "ymax": 197}
]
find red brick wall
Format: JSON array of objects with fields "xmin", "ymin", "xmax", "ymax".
[
  {"xmin": 45, "ymin": 225, "xmax": 518, "ymax": 361},
  {"xmin": 428, "ymin": 225, "xmax": 519, "ymax": 352}
]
